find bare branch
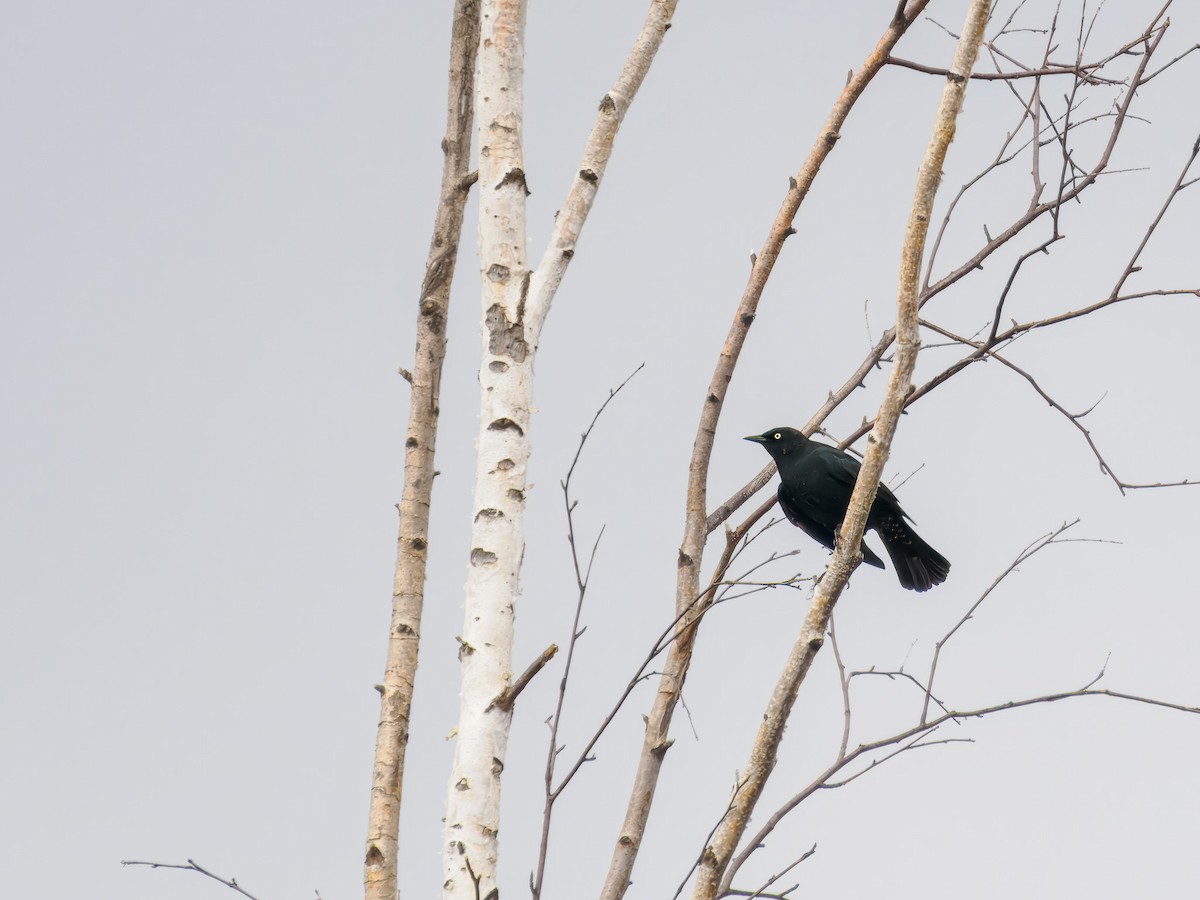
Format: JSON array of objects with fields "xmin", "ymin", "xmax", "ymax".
[
  {"xmin": 366, "ymin": 3, "xmax": 480, "ymax": 896},
  {"xmin": 532, "ymin": 366, "xmax": 642, "ymax": 899},
  {"xmin": 698, "ymin": 5, "xmax": 992, "ymax": 896},
  {"xmin": 849, "ymin": 667, "xmax": 952, "ymax": 719},
  {"xmin": 122, "ymin": 859, "xmax": 261, "ymax": 900},
  {"xmin": 672, "ymin": 786, "xmax": 744, "ymax": 900},
  {"xmin": 599, "ymin": 12, "xmax": 942, "ymax": 890},
  {"xmin": 886, "ymin": 55, "xmax": 1122, "ymax": 83},
  {"xmin": 706, "ymin": 7, "xmax": 1177, "ymax": 537},
  {"xmin": 921, "ymin": 521, "xmax": 1080, "ymax": 724},
  {"xmin": 489, "ymin": 643, "xmax": 558, "ymax": 713},
  {"xmin": 1109, "ymin": 131, "xmax": 1200, "ymax": 299},
  {"xmin": 821, "ymin": 731, "xmax": 975, "ymax": 790},
  {"xmin": 523, "ymin": 1, "xmax": 679, "ymax": 347},
  {"xmin": 828, "ymin": 617, "xmax": 853, "ymax": 762},
  {"xmin": 726, "ymin": 683, "xmax": 1200, "ymax": 885},
  {"xmin": 1141, "ymin": 42, "xmax": 1200, "ymax": 83},
  {"xmin": 917, "ymin": 320, "xmax": 1198, "ymax": 492},
  {"xmin": 726, "ymin": 844, "xmax": 816, "ymax": 900}
]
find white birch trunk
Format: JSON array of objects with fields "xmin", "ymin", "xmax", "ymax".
[
  {"xmin": 440, "ymin": 2, "xmax": 674, "ymax": 894},
  {"xmin": 442, "ymin": 1, "xmax": 529, "ymax": 897}
]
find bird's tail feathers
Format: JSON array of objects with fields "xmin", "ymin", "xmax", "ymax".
[{"xmin": 876, "ymin": 515, "xmax": 950, "ymax": 592}]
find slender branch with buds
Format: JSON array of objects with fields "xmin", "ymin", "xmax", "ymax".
[
  {"xmin": 122, "ymin": 860, "xmax": 263, "ymax": 900},
  {"xmin": 722, "ymin": 676, "xmax": 1200, "ymax": 894},
  {"xmin": 694, "ymin": 6, "xmax": 992, "ymax": 896},
  {"xmin": 531, "ymin": 366, "xmax": 642, "ymax": 899},
  {"xmin": 598, "ymin": 6, "xmax": 936, "ymax": 895},
  {"xmin": 706, "ymin": 5, "xmax": 1186, "ymax": 535},
  {"xmin": 365, "ymin": 4, "xmax": 480, "ymax": 897}
]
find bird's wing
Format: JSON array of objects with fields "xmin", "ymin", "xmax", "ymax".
[
  {"xmin": 820, "ymin": 447, "xmax": 863, "ymax": 488},
  {"xmin": 778, "ymin": 484, "xmax": 837, "ymax": 552},
  {"xmin": 821, "ymin": 446, "xmax": 915, "ymax": 523},
  {"xmin": 777, "ymin": 485, "xmax": 886, "ymax": 569},
  {"xmin": 872, "ymin": 480, "xmax": 914, "ymax": 522}
]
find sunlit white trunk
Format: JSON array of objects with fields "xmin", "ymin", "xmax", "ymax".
[{"xmin": 441, "ymin": 1, "xmax": 529, "ymax": 897}]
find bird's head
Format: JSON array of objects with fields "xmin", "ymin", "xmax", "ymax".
[{"xmin": 744, "ymin": 426, "xmax": 807, "ymax": 460}]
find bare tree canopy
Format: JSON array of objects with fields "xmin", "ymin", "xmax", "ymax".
[{"xmin": 4, "ymin": 3, "xmax": 1199, "ymax": 900}]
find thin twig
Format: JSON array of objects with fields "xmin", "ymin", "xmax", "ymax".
[
  {"xmin": 705, "ymin": 7, "xmax": 1174, "ymax": 536},
  {"xmin": 489, "ymin": 643, "xmax": 558, "ymax": 712},
  {"xmin": 922, "ymin": 519, "xmax": 1080, "ymax": 724},
  {"xmin": 887, "ymin": 56, "xmax": 1122, "ymax": 83},
  {"xmin": 725, "ymin": 681, "xmax": 1200, "ymax": 885},
  {"xmin": 829, "ymin": 617, "xmax": 853, "ymax": 762},
  {"xmin": 531, "ymin": 365, "xmax": 642, "ymax": 899},
  {"xmin": 122, "ymin": 860, "xmax": 261, "ymax": 900},
  {"xmin": 701, "ymin": 5, "xmax": 993, "ymax": 895},
  {"xmin": 849, "ymin": 667, "xmax": 952, "ymax": 718},
  {"xmin": 732, "ymin": 844, "xmax": 816, "ymax": 900}
]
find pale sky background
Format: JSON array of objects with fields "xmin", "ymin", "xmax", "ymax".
[{"xmin": 3, "ymin": 2, "xmax": 1199, "ymax": 899}]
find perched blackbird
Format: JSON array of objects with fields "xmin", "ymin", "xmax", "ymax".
[{"xmin": 745, "ymin": 426, "xmax": 950, "ymax": 592}]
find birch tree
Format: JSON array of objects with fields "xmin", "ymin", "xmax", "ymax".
[
  {"xmin": 439, "ymin": 2, "xmax": 531, "ymax": 895},
  {"xmin": 378, "ymin": 2, "xmax": 1199, "ymax": 899},
  {"xmin": 441, "ymin": 1, "xmax": 678, "ymax": 896},
  {"xmin": 98, "ymin": 3, "xmax": 1200, "ymax": 899},
  {"xmin": 364, "ymin": 5, "xmax": 480, "ymax": 900}
]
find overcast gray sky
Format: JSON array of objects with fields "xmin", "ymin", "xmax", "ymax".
[{"xmin": 3, "ymin": 2, "xmax": 1199, "ymax": 898}]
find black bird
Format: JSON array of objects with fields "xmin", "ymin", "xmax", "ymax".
[{"xmin": 745, "ymin": 427, "xmax": 950, "ymax": 592}]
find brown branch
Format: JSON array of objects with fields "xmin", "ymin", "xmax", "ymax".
[
  {"xmin": 920, "ymin": 520, "xmax": 1081, "ymax": 725},
  {"xmin": 727, "ymin": 844, "xmax": 816, "ymax": 900},
  {"xmin": 365, "ymin": 3, "xmax": 480, "ymax": 897},
  {"xmin": 724, "ymin": 682, "xmax": 1200, "ymax": 888},
  {"xmin": 122, "ymin": 859, "xmax": 261, "ymax": 900},
  {"xmin": 531, "ymin": 366, "xmax": 641, "ymax": 900},
  {"xmin": 918, "ymin": 320, "xmax": 1198, "ymax": 492},
  {"xmin": 599, "ymin": 6, "xmax": 935, "ymax": 898},
  {"xmin": 706, "ymin": 8, "xmax": 1176, "ymax": 539},
  {"xmin": 1109, "ymin": 131, "xmax": 1200, "ymax": 299},
  {"xmin": 1141, "ymin": 42, "xmax": 1200, "ymax": 83},
  {"xmin": 886, "ymin": 55, "xmax": 1122, "ymax": 84},
  {"xmin": 986, "ymin": 235, "xmax": 1062, "ymax": 344},
  {"xmin": 828, "ymin": 617, "xmax": 853, "ymax": 762},
  {"xmin": 523, "ymin": 0, "xmax": 680, "ymax": 346},
  {"xmin": 549, "ymin": 497, "xmax": 789, "ymax": 812},
  {"xmin": 489, "ymin": 643, "xmax": 558, "ymax": 713},
  {"xmin": 848, "ymin": 667, "xmax": 952, "ymax": 719},
  {"xmin": 839, "ymin": 47, "xmax": 1192, "ymax": 478},
  {"xmin": 672, "ymin": 787, "xmax": 745, "ymax": 900},
  {"xmin": 820, "ymin": 730, "xmax": 975, "ymax": 790},
  {"xmin": 985, "ymin": 287, "xmax": 1199, "ymax": 338},
  {"xmin": 463, "ymin": 854, "xmax": 484, "ymax": 900},
  {"xmin": 708, "ymin": 15, "xmax": 1197, "ymax": 892},
  {"xmin": 698, "ymin": 5, "xmax": 991, "ymax": 897}
]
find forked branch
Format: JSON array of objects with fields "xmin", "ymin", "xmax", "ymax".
[
  {"xmin": 722, "ymin": 678, "xmax": 1200, "ymax": 893},
  {"xmin": 695, "ymin": 3, "xmax": 992, "ymax": 897},
  {"xmin": 598, "ymin": 4, "xmax": 935, "ymax": 897},
  {"xmin": 122, "ymin": 860, "xmax": 262, "ymax": 900},
  {"xmin": 705, "ymin": 5, "xmax": 1177, "ymax": 535}
]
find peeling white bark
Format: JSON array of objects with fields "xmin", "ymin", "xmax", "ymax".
[
  {"xmin": 441, "ymin": 1, "xmax": 529, "ymax": 898},
  {"xmin": 440, "ymin": 2, "xmax": 675, "ymax": 895}
]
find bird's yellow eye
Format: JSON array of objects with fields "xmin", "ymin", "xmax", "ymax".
[{"xmin": 773, "ymin": 432, "xmax": 782, "ymax": 440}]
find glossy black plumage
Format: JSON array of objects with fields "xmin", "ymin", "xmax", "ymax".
[{"xmin": 745, "ymin": 427, "xmax": 950, "ymax": 592}]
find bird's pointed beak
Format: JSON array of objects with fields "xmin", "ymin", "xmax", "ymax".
[{"xmin": 743, "ymin": 434, "xmax": 767, "ymax": 443}]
